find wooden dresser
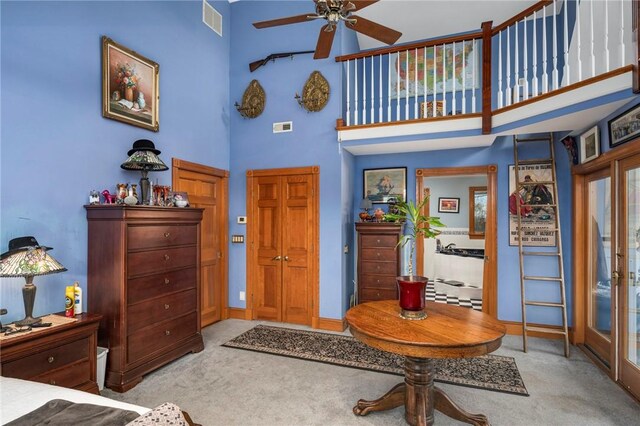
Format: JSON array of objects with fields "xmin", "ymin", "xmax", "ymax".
[
  {"xmin": 0, "ymin": 313, "xmax": 101, "ymax": 394},
  {"xmin": 85, "ymin": 205, "xmax": 203, "ymax": 392},
  {"xmin": 356, "ymin": 222, "xmax": 403, "ymax": 304}
]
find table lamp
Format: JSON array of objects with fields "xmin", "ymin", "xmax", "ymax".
[
  {"xmin": 121, "ymin": 139, "xmax": 168, "ymax": 205},
  {"xmin": 359, "ymin": 198, "xmax": 372, "ymax": 221},
  {"xmin": 0, "ymin": 236, "xmax": 67, "ymax": 326}
]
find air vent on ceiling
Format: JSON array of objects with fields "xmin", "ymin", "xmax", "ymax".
[{"xmin": 203, "ymin": 0, "xmax": 222, "ymax": 36}]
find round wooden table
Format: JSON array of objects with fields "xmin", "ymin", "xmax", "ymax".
[{"xmin": 345, "ymin": 300, "xmax": 506, "ymax": 426}]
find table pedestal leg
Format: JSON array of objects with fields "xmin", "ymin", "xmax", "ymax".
[
  {"xmin": 434, "ymin": 387, "xmax": 489, "ymax": 426},
  {"xmin": 353, "ymin": 382, "xmax": 406, "ymax": 416}
]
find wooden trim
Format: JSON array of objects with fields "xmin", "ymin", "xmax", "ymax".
[
  {"xmin": 226, "ymin": 307, "xmax": 246, "ymax": 320},
  {"xmin": 468, "ymin": 186, "xmax": 487, "ymax": 239},
  {"xmin": 573, "ymin": 137, "xmax": 640, "ymax": 174},
  {"xmin": 491, "ymin": 1, "xmax": 552, "ymax": 35},
  {"xmin": 415, "ymin": 165, "xmax": 498, "ymax": 318},
  {"xmin": 245, "ymin": 175, "xmax": 255, "ymax": 320},
  {"xmin": 316, "ymin": 317, "xmax": 347, "ymax": 332},
  {"xmin": 502, "ymin": 320, "xmax": 573, "ymax": 340},
  {"xmin": 634, "ymin": 0, "xmax": 640, "ymax": 93},
  {"xmin": 572, "ymin": 172, "xmax": 587, "ymax": 345},
  {"xmin": 172, "ymin": 158, "xmax": 229, "ymax": 178},
  {"xmin": 481, "ymin": 21, "xmax": 493, "ymax": 134},
  {"xmin": 246, "ymin": 166, "xmax": 319, "ymax": 177},
  {"xmin": 334, "ymin": 32, "xmax": 483, "ymax": 62},
  {"xmin": 493, "ymin": 66, "xmax": 634, "ymax": 115},
  {"xmin": 336, "ymin": 113, "xmax": 482, "ymax": 132}
]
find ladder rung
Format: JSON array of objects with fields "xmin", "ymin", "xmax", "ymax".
[
  {"xmin": 515, "ymin": 137, "xmax": 552, "ymax": 143},
  {"xmin": 525, "ymin": 301, "xmax": 565, "ymax": 307},
  {"xmin": 517, "ymin": 227, "xmax": 559, "ymax": 233},
  {"xmin": 524, "ymin": 276, "xmax": 563, "ymax": 281},
  {"xmin": 525, "ymin": 326, "xmax": 567, "ymax": 335},
  {"xmin": 517, "ymin": 159, "xmax": 552, "ymax": 165},
  {"xmin": 522, "ymin": 251, "xmax": 561, "ymax": 256},
  {"xmin": 521, "ymin": 203, "xmax": 557, "ymax": 208},
  {"xmin": 519, "ymin": 181, "xmax": 555, "ymax": 185}
]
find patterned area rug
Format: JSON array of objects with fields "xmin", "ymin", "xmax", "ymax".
[{"xmin": 222, "ymin": 325, "xmax": 528, "ymax": 396}]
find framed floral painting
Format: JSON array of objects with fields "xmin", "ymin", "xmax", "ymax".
[{"xmin": 102, "ymin": 36, "xmax": 159, "ymax": 131}]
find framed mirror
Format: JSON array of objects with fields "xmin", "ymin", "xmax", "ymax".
[{"xmin": 469, "ymin": 186, "xmax": 487, "ymax": 239}]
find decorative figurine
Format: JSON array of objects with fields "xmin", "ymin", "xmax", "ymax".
[
  {"xmin": 116, "ymin": 183, "xmax": 128, "ymax": 203},
  {"xmin": 561, "ymin": 135, "xmax": 578, "ymax": 165},
  {"xmin": 101, "ymin": 190, "xmax": 117, "ymax": 204},
  {"xmin": 89, "ymin": 190, "xmax": 100, "ymax": 205},
  {"xmin": 374, "ymin": 208, "xmax": 385, "ymax": 222}
]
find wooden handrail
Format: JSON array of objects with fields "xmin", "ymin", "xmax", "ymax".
[
  {"xmin": 334, "ymin": 31, "xmax": 482, "ymax": 62},
  {"xmin": 491, "ymin": 0, "xmax": 552, "ymax": 35}
]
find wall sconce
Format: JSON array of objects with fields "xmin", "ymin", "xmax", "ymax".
[
  {"xmin": 235, "ymin": 79, "xmax": 265, "ymax": 119},
  {"xmin": 294, "ymin": 71, "xmax": 330, "ymax": 112}
]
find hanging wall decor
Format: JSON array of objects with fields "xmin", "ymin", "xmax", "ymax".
[
  {"xmin": 235, "ymin": 80, "xmax": 266, "ymax": 119},
  {"xmin": 294, "ymin": 71, "xmax": 330, "ymax": 112}
]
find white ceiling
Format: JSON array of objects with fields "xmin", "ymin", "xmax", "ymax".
[{"xmin": 355, "ymin": 0, "xmax": 540, "ymax": 50}]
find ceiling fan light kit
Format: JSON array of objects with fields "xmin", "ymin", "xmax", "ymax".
[{"xmin": 252, "ymin": 0, "xmax": 402, "ymax": 60}]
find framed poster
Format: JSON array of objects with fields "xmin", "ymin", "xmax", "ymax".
[
  {"xmin": 102, "ymin": 36, "xmax": 159, "ymax": 131},
  {"xmin": 579, "ymin": 125, "xmax": 600, "ymax": 163},
  {"xmin": 608, "ymin": 103, "xmax": 640, "ymax": 148},
  {"xmin": 363, "ymin": 167, "xmax": 407, "ymax": 204},
  {"xmin": 508, "ymin": 164, "xmax": 556, "ymax": 246},
  {"xmin": 438, "ymin": 197, "xmax": 460, "ymax": 213}
]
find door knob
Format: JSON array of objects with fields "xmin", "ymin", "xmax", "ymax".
[
  {"xmin": 284, "ymin": 256, "xmax": 289, "ymax": 261},
  {"xmin": 273, "ymin": 255, "xmax": 282, "ymax": 261}
]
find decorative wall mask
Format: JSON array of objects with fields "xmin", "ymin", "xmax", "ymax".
[
  {"xmin": 294, "ymin": 71, "xmax": 330, "ymax": 112},
  {"xmin": 235, "ymin": 80, "xmax": 266, "ymax": 119}
]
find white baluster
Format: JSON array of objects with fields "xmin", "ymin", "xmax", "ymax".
[
  {"xmin": 396, "ymin": 53, "xmax": 400, "ymax": 121},
  {"xmin": 452, "ymin": 41, "xmax": 456, "ymax": 115},
  {"xmin": 523, "ymin": 17, "xmax": 529, "ymax": 100},
  {"xmin": 346, "ymin": 60, "xmax": 351, "ymax": 126},
  {"xmin": 387, "ymin": 53, "xmax": 391, "ymax": 122},
  {"xmin": 506, "ymin": 26, "xmax": 512, "ymax": 106},
  {"xmin": 370, "ymin": 54, "xmax": 374, "ymax": 123},
  {"xmin": 532, "ymin": 10, "xmax": 539, "ymax": 97},
  {"xmin": 379, "ymin": 54, "xmax": 383, "ymax": 123},
  {"xmin": 577, "ymin": 0, "xmax": 582, "ymax": 81},
  {"xmin": 405, "ymin": 50, "xmax": 409, "ymax": 120},
  {"xmin": 552, "ymin": 0, "xmax": 559, "ymax": 90},
  {"xmin": 442, "ymin": 43, "xmax": 446, "ymax": 115},
  {"xmin": 605, "ymin": 0, "xmax": 610, "ymax": 72},
  {"xmin": 621, "ymin": 0, "xmax": 626, "ymax": 67},
  {"xmin": 462, "ymin": 41, "xmax": 467, "ymax": 114},
  {"xmin": 472, "ymin": 39, "xmax": 477, "ymax": 113},
  {"xmin": 542, "ymin": 3, "xmax": 549, "ymax": 93},
  {"xmin": 590, "ymin": 0, "xmax": 595, "ymax": 77},
  {"xmin": 354, "ymin": 58, "xmax": 359, "ymax": 125},
  {"xmin": 414, "ymin": 48, "xmax": 419, "ymax": 119},
  {"xmin": 362, "ymin": 56, "xmax": 367, "ymax": 124},
  {"xmin": 498, "ymin": 31, "xmax": 503, "ymax": 108},
  {"xmin": 423, "ymin": 47, "xmax": 427, "ymax": 118},
  {"xmin": 433, "ymin": 45, "xmax": 437, "ymax": 117},
  {"xmin": 514, "ymin": 21, "xmax": 520, "ymax": 103},
  {"xmin": 563, "ymin": 0, "xmax": 570, "ymax": 86}
]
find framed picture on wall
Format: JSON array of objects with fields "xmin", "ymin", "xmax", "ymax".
[
  {"xmin": 579, "ymin": 125, "xmax": 600, "ymax": 163},
  {"xmin": 102, "ymin": 36, "xmax": 159, "ymax": 132},
  {"xmin": 608, "ymin": 103, "xmax": 640, "ymax": 148},
  {"xmin": 438, "ymin": 197, "xmax": 460, "ymax": 213},
  {"xmin": 363, "ymin": 167, "xmax": 406, "ymax": 204}
]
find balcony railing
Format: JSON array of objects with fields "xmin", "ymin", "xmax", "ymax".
[{"xmin": 335, "ymin": 0, "xmax": 638, "ymax": 134}]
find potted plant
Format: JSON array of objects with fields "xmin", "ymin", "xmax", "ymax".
[{"xmin": 386, "ymin": 197, "xmax": 444, "ymax": 320}]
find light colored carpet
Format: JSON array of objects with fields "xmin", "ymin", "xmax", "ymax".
[{"xmin": 102, "ymin": 319, "xmax": 640, "ymax": 425}]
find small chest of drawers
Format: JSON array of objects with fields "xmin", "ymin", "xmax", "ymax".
[
  {"xmin": 85, "ymin": 205, "xmax": 203, "ymax": 393},
  {"xmin": 356, "ymin": 222, "xmax": 403, "ymax": 304},
  {"xmin": 0, "ymin": 313, "xmax": 101, "ymax": 394}
]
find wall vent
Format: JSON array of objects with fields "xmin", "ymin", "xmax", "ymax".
[{"xmin": 203, "ymin": 0, "xmax": 222, "ymax": 36}]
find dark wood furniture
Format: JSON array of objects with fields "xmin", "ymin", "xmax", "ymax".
[
  {"xmin": 356, "ymin": 222, "xmax": 403, "ymax": 304},
  {"xmin": 85, "ymin": 205, "xmax": 204, "ymax": 392},
  {"xmin": 346, "ymin": 300, "xmax": 506, "ymax": 426},
  {"xmin": 0, "ymin": 313, "xmax": 102, "ymax": 394}
]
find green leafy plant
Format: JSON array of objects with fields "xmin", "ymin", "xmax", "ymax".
[{"xmin": 385, "ymin": 197, "xmax": 445, "ymax": 278}]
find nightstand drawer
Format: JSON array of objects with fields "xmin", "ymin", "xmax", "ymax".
[
  {"xmin": 32, "ymin": 359, "xmax": 91, "ymax": 389},
  {"xmin": 127, "ymin": 225, "xmax": 198, "ymax": 250},
  {"xmin": 127, "ymin": 289, "xmax": 197, "ymax": 334},
  {"xmin": 360, "ymin": 274, "xmax": 398, "ymax": 289},
  {"xmin": 361, "ymin": 247, "xmax": 397, "ymax": 261},
  {"xmin": 2, "ymin": 337, "xmax": 89, "ymax": 380},
  {"xmin": 361, "ymin": 261, "xmax": 397, "ymax": 275},
  {"xmin": 127, "ymin": 246, "xmax": 197, "ymax": 277},
  {"xmin": 128, "ymin": 267, "xmax": 196, "ymax": 305},
  {"xmin": 127, "ymin": 312, "xmax": 198, "ymax": 363},
  {"xmin": 361, "ymin": 234, "xmax": 398, "ymax": 248},
  {"xmin": 360, "ymin": 288, "xmax": 398, "ymax": 302}
]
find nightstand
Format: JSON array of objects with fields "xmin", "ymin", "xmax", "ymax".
[{"xmin": 0, "ymin": 313, "xmax": 102, "ymax": 394}]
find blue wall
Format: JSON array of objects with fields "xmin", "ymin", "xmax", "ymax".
[{"xmin": 0, "ymin": 0, "xmax": 230, "ymax": 323}]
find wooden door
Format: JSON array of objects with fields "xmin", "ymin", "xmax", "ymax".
[
  {"xmin": 173, "ymin": 159, "xmax": 228, "ymax": 327},
  {"xmin": 247, "ymin": 167, "xmax": 319, "ymax": 326}
]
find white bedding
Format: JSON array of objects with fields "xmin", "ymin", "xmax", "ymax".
[{"xmin": 0, "ymin": 377, "xmax": 150, "ymax": 424}]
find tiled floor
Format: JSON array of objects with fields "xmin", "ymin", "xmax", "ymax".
[{"xmin": 426, "ymin": 280, "xmax": 483, "ymax": 311}]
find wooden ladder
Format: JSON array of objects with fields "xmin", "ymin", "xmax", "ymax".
[{"xmin": 513, "ymin": 133, "xmax": 569, "ymax": 357}]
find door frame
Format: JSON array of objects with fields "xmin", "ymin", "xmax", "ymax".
[
  {"xmin": 415, "ymin": 165, "xmax": 498, "ymax": 318},
  {"xmin": 245, "ymin": 166, "xmax": 320, "ymax": 327},
  {"xmin": 172, "ymin": 158, "xmax": 229, "ymax": 321}
]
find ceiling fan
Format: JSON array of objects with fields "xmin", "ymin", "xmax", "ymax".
[{"xmin": 252, "ymin": 0, "xmax": 402, "ymax": 60}]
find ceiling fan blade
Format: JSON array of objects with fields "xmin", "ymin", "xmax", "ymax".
[
  {"xmin": 314, "ymin": 24, "xmax": 336, "ymax": 59},
  {"xmin": 348, "ymin": 0, "xmax": 379, "ymax": 11},
  {"xmin": 347, "ymin": 15, "xmax": 402, "ymax": 45},
  {"xmin": 253, "ymin": 14, "xmax": 312, "ymax": 29}
]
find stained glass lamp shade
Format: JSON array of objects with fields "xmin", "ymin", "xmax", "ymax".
[
  {"xmin": 121, "ymin": 150, "xmax": 168, "ymax": 205},
  {"xmin": 0, "ymin": 237, "xmax": 67, "ymax": 326}
]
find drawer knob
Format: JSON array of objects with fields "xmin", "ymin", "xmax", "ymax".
[
  {"xmin": 377, "ymin": 239, "xmax": 381, "ymax": 243},
  {"xmin": 377, "ymin": 279, "xmax": 380, "ymax": 283},
  {"xmin": 165, "ymin": 330, "xmax": 171, "ymax": 336},
  {"xmin": 164, "ymin": 304, "xmax": 170, "ymax": 310},
  {"xmin": 164, "ymin": 254, "xmax": 170, "ymax": 261},
  {"xmin": 377, "ymin": 265, "xmax": 380, "ymax": 270},
  {"xmin": 164, "ymin": 277, "xmax": 170, "ymax": 284},
  {"xmin": 48, "ymin": 356, "xmax": 55, "ymax": 364},
  {"xmin": 376, "ymin": 252, "xmax": 380, "ymax": 257},
  {"xmin": 50, "ymin": 380, "xmax": 56, "ymax": 385},
  {"xmin": 164, "ymin": 232, "xmax": 171, "ymax": 238}
]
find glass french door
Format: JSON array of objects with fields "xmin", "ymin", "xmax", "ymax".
[
  {"xmin": 619, "ymin": 153, "xmax": 640, "ymax": 399},
  {"xmin": 584, "ymin": 170, "xmax": 615, "ymax": 366}
]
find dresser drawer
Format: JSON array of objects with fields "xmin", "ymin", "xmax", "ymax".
[
  {"xmin": 127, "ymin": 246, "xmax": 197, "ymax": 277},
  {"xmin": 360, "ymin": 288, "xmax": 398, "ymax": 302},
  {"xmin": 128, "ymin": 267, "xmax": 196, "ymax": 305},
  {"xmin": 127, "ymin": 313, "xmax": 198, "ymax": 363},
  {"xmin": 361, "ymin": 234, "xmax": 398, "ymax": 248},
  {"xmin": 127, "ymin": 225, "xmax": 198, "ymax": 250},
  {"xmin": 32, "ymin": 359, "xmax": 91, "ymax": 389},
  {"xmin": 128, "ymin": 289, "xmax": 197, "ymax": 335},
  {"xmin": 361, "ymin": 260, "xmax": 398, "ymax": 275},
  {"xmin": 360, "ymin": 274, "xmax": 398, "ymax": 290},
  {"xmin": 2, "ymin": 337, "xmax": 89, "ymax": 379},
  {"xmin": 361, "ymin": 247, "xmax": 397, "ymax": 262}
]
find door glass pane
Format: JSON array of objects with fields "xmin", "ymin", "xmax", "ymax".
[
  {"xmin": 626, "ymin": 166, "xmax": 640, "ymax": 366},
  {"xmin": 588, "ymin": 177, "xmax": 612, "ymax": 338}
]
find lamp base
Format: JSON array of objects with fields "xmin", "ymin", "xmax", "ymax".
[
  {"xmin": 17, "ymin": 281, "xmax": 41, "ymax": 327},
  {"xmin": 14, "ymin": 315, "xmax": 42, "ymax": 327}
]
